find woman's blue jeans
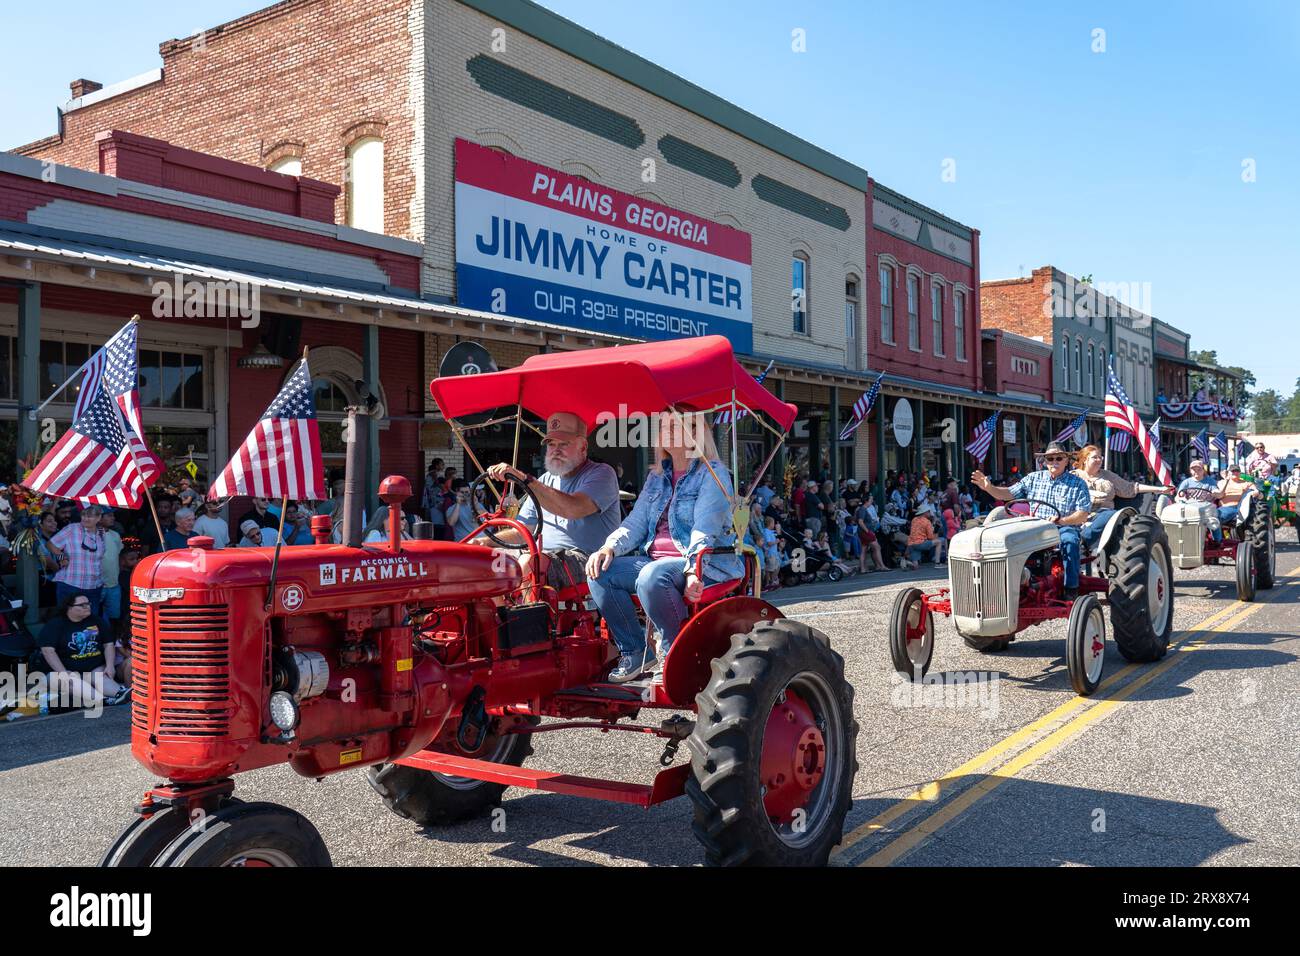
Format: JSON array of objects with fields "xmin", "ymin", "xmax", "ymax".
[{"xmin": 587, "ymin": 555, "xmax": 690, "ymax": 656}]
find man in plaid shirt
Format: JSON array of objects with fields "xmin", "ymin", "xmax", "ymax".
[
  {"xmin": 48, "ymin": 504, "xmax": 107, "ymax": 616},
  {"xmin": 971, "ymin": 441, "xmax": 1092, "ymax": 599}
]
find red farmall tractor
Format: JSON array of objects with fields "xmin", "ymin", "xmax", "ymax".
[
  {"xmin": 889, "ymin": 500, "xmax": 1175, "ymax": 697},
  {"xmin": 104, "ymin": 336, "xmax": 858, "ymax": 867}
]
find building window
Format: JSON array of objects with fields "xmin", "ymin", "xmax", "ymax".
[
  {"xmin": 1074, "ymin": 338, "xmax": 1082, "ymax": 393},
  {"xmin": 346, "ymin": 137, "xmax": 385, "ymax": 233},
  {"xmin": 907, "ymin": 273, "xmax": 920, "ymax": 350},
  {"xmin": 1098, "ymin": 347, "xmax": 1106, "ymax": 394},
  {"xmin": 792, "ymin": 254, "xmax": 808, "ymax": 334},
  {"xmin": 1060, "ymin": 336, "xmax": 1069, "ymax": 387},
  {"xmin": 269, "ymin": 156, "xmax": 302, "ymax": 176},
  {"xmin": 1012, "ymin": 356, "xmax": 1040, "ymax": 376},
  {"xmin": 880, "ymin": 265, "xmax": 895, "ymax": 344},
  {"xmin": 931, "ymin": 283, "xmax": 944, "ymax": 357},
  {"xmin": 954, "ymin": 291, "xmax": 966, "ymax": 361},
  {"xmin": 845, "ymin": 277, "xmax": 859, "ymax": 341},
  {"xmin": 1087, "ymin": 344, "xmax": 1095, "ymax": 397}
]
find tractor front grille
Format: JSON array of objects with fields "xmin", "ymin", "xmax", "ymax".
[
  {"xmin": 133, "ymin": 604, "xmax": 231, "ymax": 738},
  {"xmin": 949, "ymin": 558, "xmax": 1009, "ymax": 620}
]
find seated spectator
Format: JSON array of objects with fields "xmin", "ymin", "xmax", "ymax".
[
  {"xmin": 35, "ymin": 592, "xmax": 129, "ymax": 708},
  {"xmin": 283, "ymin": 503, "xmax": 316, "ymax": 545},
  {"xmin": 176, "ymin": 478, "xmax": 202, "ymax": 511},
  {"xmin": 905, "ymin": 503, "xmax": 942, "ymax": 569},
  {"xmin": 363, "ymin": 505, "xmax": 413, "ymax": 544},
  {"xmin": 164, "ymin": 508, "xmax": 198, "ymax": 550},
  {"xmin": 238, "ymin": 520, "xmax": 278, "ymax": 548}
]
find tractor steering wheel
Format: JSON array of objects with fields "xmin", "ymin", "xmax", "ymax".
[
  {"xmin": 1008, "ymin": 498, "xmax": 1064, "ymax": 520},
  {"xmin": 467, "ymin": 473, "xmax": 544, "ymax": 550}
]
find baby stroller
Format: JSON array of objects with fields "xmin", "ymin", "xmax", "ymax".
[
  {"xmin": 0, "ymin": 579, "xmax": 36, "ymax": 708},
  {"xmin": 778, "ymin": 527, "xmax": 844, "ymax": 585}
]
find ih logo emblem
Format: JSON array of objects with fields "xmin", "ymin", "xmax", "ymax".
[
  {"xmin": 319, "ymin": 563, "xmax": 337, "ymax": 586},
  {"xmin": 281, "ymin": 584, "xmax": 305, "ymax": 612}
]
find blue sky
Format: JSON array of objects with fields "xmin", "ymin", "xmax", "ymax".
[{"xmin": 2, "ymin": 1, "xmax": 1295, "ymax": 394}]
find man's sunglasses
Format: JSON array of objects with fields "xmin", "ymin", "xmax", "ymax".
[
  {"xmin": 71, "ymin": 601, "xmax": 90, "ymax": 609},
  {"xmin": 1044, "ymin": 455, "xmax": 1068, "ymax": 462}
]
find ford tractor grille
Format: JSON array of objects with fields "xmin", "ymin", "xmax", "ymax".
[
  {"xmin": 134, "ymin": 604, "xmax": 231, "ymax": 737},
  {"xmin": 949, "ymin": 558, "xmax": 1009, "ymax": 620}
]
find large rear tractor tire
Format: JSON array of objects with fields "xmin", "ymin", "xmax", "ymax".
[
  {"xmin": 151, "ymin": 802, "xmax": 331, "ymax": 867},
  {"xmin": 687, "ymin": 618, "xmax": 858, "ymax": 866},
  {"xmin": 1105, "ymin": 514, "xmax": 1174, "ymax": 663},
  {"xmin": 889, "ymin": 587, "xmax": 934, "ymax": 679},
  {"xmin": 1065, "ymin": 593, "xmax": 1107, "ymax": 696},
  {"xmin": 1247, "ymin": 505, "xmax": 1276, "ymax": 590},
  {"xmin": 367, "ymin": 718, "xmax": 536, "ymax": 827}
]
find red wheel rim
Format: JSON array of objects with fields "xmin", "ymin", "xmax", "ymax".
[{"xmin": 760, "ymin": 689, "xmax": 826, "ymax": 824}]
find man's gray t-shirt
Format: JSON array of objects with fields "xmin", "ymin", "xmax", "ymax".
[{"xmin": 516, "ymin": 459, "xmax": 620, "ymax": 555}]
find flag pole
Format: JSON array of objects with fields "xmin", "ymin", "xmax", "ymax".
[
  {"xmin": 264, "ymin": 347, "xmax": 308, "ymax": 611},
  {"xmin": 105, "ymin": 371, "xmax": 164, "ymax": 548},
  {"xmin": 1104, "ymin": 425, "xmax": 1111, "ymax": 470}
]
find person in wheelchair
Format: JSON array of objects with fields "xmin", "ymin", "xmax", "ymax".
[
  {"xmin": 1176, "ymin": 458, "xmax": 1224, "ymax": 541},
  {"xmin": 1073, "ymin": 444, "xmax": 1174, "ymax": 552},
  {"xmin": 585, "ymin": 410, "xmax": 743, "ymax": 683},
  {"xmin": 971, "ymin": 441, "xmax": 1091, "ymax": 600},
  {"xmin": 478, "ymin": 411, "xmax": 621, "ymax": 598}
]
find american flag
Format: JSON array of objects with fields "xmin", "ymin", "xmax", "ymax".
[
  {"xmin": 1109, "ymin": 428, "xmax": 1131, "ymax": 452},
  {"xmin": 210, "ymin": 356, "xmax": 324, "ymax": 501},
  {"xmin": 1211, "ymin": 430, "xmax": 1228, "ymax": 456},
  {"xmin": 1149, "ymin": 418, "xmax": 1162, "ymax": 451},
  {"xmin": 24, "ymin": 320, "xmax": 161, "ymax": 507},
  {"xmin": 715, "ymin": 360, "xmax": 775, "ymax": 425},
  {"xmin": 1191, "ymin": 428, "xmax": 1209, "ymax": 461},
  {"xmin": 965, "ymin": 411, "xmax": 999, "ymax": 464},
  {"xmin": 1054, "ymin": 409, "xmax": 1088, "ymax": 446},
  {"xmin": 839, "ymin": 372, "xmax": 885, "ymax": 441},
  {"xmin": 1236, "ymin": 439, "xmax": 1253, "ymax": 460},
  {"xmin": 1105, "ymin": 364, "xmax": 1170, "ymax": 484}
]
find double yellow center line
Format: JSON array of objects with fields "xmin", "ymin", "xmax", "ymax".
[{"xmin": 832, "ymin": 570, "xmax": 1298, "ymax": 867}]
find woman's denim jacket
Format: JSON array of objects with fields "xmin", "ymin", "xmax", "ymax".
[{"xmin": 603, "ymin": 457, "xmax": 744, "ymax": 583}]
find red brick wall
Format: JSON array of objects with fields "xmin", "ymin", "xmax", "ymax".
[
  {"xmin": 15, "ymin": 0, "xmax": 416, "ymax": 241},
  {"xmin": 0, "ymin": 171, "xmax": 420, "ymax": 292},
  {"xmin": 865, "ymin": 184, "xmax": 980, "ymax": 391},
  {"xmin": 980, "ymin": 267, "xmax": 1053, "ymax": 341},
  {"xmin": 981, "ymin": 330, "xmax": 1052, "ymax": 401}
]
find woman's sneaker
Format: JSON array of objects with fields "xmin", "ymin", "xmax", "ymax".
[
  {"xmin": 609, "ymin": 650, "xmax": 656, "ymax": 683},
  {"xmin": 105, "ymin": 687, "xmax": 132, "ymax": 706}
]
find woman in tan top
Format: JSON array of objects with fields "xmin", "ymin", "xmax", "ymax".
[{"xmin": 1073, "ymin": 445, "xmax": 1174, "ymax": 551}]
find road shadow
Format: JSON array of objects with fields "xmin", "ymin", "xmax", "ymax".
[
  {"xmin": 0, "ymin": 703, "xmax": 130, "ymax": 772},
  {"xmin": 840, "ymin": 776, "xmax": 1249, "ymax": 866}
]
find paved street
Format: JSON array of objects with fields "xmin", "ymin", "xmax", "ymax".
[{"xmin": 3, "ymin": 533, "xmax": 1297, "ymax": 868}]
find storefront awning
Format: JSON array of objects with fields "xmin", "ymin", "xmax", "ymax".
[{"xmin": 0, "ymin": 229, "xmax": 640, "ymax": 348}]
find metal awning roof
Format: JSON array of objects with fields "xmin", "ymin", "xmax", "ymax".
[{"xmin": 0, "ymin": 229, "xmax": 638, "ymax": 345}]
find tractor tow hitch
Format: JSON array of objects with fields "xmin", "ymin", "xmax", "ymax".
[{"xmin": 456, "ymin": 686, "xmax": 490, "ymax": 753}]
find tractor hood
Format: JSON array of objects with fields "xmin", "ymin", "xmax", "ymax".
[{"xmin": 948, "ymin": 516, "xmax": 1059, "ymax": 561}]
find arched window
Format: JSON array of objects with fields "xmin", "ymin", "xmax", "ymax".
[
  {"xmin": 792, "ymin": 254, "xmax": 809, "ymax": 334},
  {"xmin": 907, "ymin": 272, "xmax": 921, "ymax": 350},
  {"xmin": 1098, "ymin": 347, "xmax": 1106, "ymax": 395},
  {"xmin": 346, "ymin": 137, "xmax": 385, "ymax": 233},
  {"xmin": 269, "ymin": 156, "xmax": 302, "ymax": 176},
  {"xmin": 954, "ymin": 291, "xmax": 967, "ymax": 361},
  {"xmin": 930, "ymin": 281, "xmax": 945, "ymax": 357},
  {"xmin": 845, "ymin": 274, "xmax": 860, "ymax": 344},
  {"xmin": 880, "ymin": 264, "xmax": 895, "ymax": 344},
  {"xmin": 1074, "ymin": 338, "xmax": 1082, "ymax": 394},
  {"xmin": 1086, "ymin": 344, "xmax": 1095, "ymax": 397},
  {"xmin": 1061, "ymin": 336, "xmax": 1069, "ymax": 385}
]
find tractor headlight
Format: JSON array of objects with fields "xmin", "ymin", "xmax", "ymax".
[{"xmin": 269, "ymin": 691, "xmax": 301, "ymax": 732}]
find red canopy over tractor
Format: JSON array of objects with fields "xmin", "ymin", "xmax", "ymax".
[{"xmin": 429, "ymin": 335, "xmax": 797, "ymax": 432}]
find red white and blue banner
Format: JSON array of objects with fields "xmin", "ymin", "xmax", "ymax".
[
  {"xmin": 1156, "ymin": 400, "xmax": 1241, "ymax": 421},
  {"xmin": 454, "ymin": 139, "xmax": 754, "ymax": 350}
]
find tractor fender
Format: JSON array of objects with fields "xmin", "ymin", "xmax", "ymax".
[
  {"xmin": 1097, "ymin": 506, "xmax": 1138, "ymax": 557},
  {"xmin": 1238, "ymin": 488, "xmax": 1254, "ymax": 523},
  {"xmin": 660, "ymin": 596, "xmax": 785, "ymax": 707}
]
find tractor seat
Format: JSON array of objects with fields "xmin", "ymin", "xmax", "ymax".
[
  {"xmin": 554, "ymin": 581, "xmax": 590, "ymax": 604},
  {"xmin": 696, "ymin": 577, "xmax": 743, "ymax": 606}
]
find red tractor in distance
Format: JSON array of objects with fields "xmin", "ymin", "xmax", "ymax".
[{"xmin": 104, "ymin": 336, "xmax": 859, "ymax": 867}]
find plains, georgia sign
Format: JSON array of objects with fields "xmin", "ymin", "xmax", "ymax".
[{"xmin": 454, "ymin": 139, "xmax": 753, "ymax": 351}]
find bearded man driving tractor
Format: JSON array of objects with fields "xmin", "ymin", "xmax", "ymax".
[
  {"xmin": 971, "ymin": 440, "xmax": 1092, "ymax": 600},
  {"xmin": 478, "ymin": 411, "xmax": 621, "ymax": 595}
]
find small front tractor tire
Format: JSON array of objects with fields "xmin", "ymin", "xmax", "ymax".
[{"xmin": 151, "ymin": 802, "xmax": 331, "ymax": 867}]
